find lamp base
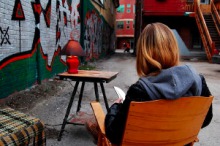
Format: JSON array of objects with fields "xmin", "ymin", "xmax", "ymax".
[{"xmin": 66, "ymin": 56, "xmax": 79, "ymax": 74}]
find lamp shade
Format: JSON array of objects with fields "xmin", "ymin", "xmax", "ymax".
[{"xmin": 60, "ymin": 40, "xmax": 86, "ymax": 56}]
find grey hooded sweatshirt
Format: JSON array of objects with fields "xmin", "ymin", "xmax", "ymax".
[
  {"xmin": 105, "ymin": 65, "xmax": 211, "ymax": 145},
  {"xmin": 139, "ymin": 64, "xmax": 202, "ymax": 100}
]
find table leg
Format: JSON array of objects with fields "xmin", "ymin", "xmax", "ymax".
[
  {"xmin": 100, "ymin": 82, "xmax": 109, "ymax": 111},
  {"xmin": 58, "ymin": 81, "xmax": 79, "ymax": 141},
  {"xmin": 76, "ymin": 82, "xmax": 85, "ymax": 112},
  {"xmin": 94, "ymin": 82, "xmax": 100, "ymax": 102}
]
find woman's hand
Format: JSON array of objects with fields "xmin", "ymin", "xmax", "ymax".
[{"xmin": 114, "ymin": 98, "xmax": 123, "ymax": 103}]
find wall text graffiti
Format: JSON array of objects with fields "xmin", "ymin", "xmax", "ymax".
[{"xmin": 0, "ymin": 27, "xmax": 11, "ymax": 46}]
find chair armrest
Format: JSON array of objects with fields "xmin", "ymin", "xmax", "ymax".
[{"xmin": 90, "ymin": 101, "xmax": 106, "ymax": 135}]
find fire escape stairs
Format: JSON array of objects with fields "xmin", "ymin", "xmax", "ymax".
[{"xmin": 204, "ymin": 15, "xmax": 220, "ymax": 63}]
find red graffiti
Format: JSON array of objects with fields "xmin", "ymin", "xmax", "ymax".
[{"xmin": 34, "ymin": 4, "xmax": 42, "ymax": 14}]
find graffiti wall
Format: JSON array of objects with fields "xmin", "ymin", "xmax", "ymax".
[
  {"xmin": 0, "ymin": 0, "xmax": 116, "ymax": 99},
  {"xmin": 83, "ymin": 1, "xmax": 115, "ymax": 61},
  {"xmin": 0, "ymin": 0, "xmax": 81, "ymax": 99}
]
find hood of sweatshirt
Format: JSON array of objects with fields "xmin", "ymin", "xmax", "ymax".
[{"xmin": 138, "ymin": 65, "xmax": 202, "ymax": 100}]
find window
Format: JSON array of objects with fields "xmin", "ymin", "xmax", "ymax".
[
  {"xmin": 127, "ymin": 9, "xmax": 131, "ymax": 13},
  {"xmin": 127, "ymin": 4, "xmax": 131, "ymax": 8},
  {"xmin": 92, "ymin": 0, "xmax": 105, "ymax": 8},
  {"xmin": 200, "ymin": 0, "xmax": 209, "ymax": 4},
  {"xmin": 117, "ymin": 5, "xmax": 125, "ymax": 13},
  {"xmin": 133, "ymin": 5, "xmax": 135, "ymax": 13},
  {"xmin": 127, "ymin": 25, "xmax": 130, "ymax": 29},
  {"xmin": 126, "ymin": 21, "xmax": 130, "ymax": 24},
  {"xmin": 100, "ymin": 0, "xmax": 104, "ymax": 4},
  {"xmin": 110, "ymin": 2, "xmax": 114, "ymax": 14},
  {"xmin": 117, "ymin": 21, "xmax": 124, "ymax": 29}
]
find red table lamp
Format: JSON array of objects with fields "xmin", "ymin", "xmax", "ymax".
[{"xmin": 60, "ymin": 40, "xmax": 86, "ymax": 74}]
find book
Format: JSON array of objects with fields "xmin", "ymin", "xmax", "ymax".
[{"xmin": 113, "ymin": 86, "xmax": 126, "ymax": 102}]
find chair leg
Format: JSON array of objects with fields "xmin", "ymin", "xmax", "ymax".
[
  {"xmin": 188, "ymin": 137, "xmax": 199, "ymax": 146},
  {"xmin": 97, "ymin": 133, "xmax": 102, "ymax": 146},
  {"xmin": 98, "ymin": 133, "xmax": 113, "ymax": 146}
]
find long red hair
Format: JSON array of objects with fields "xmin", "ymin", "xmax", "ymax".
[{"xmin": 136, "ymin": 23, "xmax": 180, "ymax": 77}]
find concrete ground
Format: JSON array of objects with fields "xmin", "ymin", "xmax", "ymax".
[{"xmin": 26, "ymin": 50, "xmax": 220, "ymax": 146}]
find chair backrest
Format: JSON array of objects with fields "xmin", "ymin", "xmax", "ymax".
[{"xmin": 121, "ymin": 96, "xmax": 213, "ymax": 146}]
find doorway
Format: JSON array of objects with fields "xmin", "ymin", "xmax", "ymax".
[{"xmin": 200, "ymin": 0, "xmax": 210, "ymax": 4}]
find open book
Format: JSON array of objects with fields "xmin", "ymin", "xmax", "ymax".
[{"xmin": 114, "ymin": 86, "xmax": 126, "ymax": 102}]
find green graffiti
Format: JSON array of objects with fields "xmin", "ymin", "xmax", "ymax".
[{"xmin": 0, "ymin": 48, "xmax": 66, "ymax": 99}]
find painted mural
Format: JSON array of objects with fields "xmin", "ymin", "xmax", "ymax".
[
  {"xmin": 83, "ymin": 1, "xmax": 115, "ymax": 61},
  {"xmin": 42, "ymin": 0, "xmax": 51, "ymax": 28},
  {"xmin": 0, "ymin": 0, "xmax": 116, "ymax": 99},
  {"xmin": 0, "ymin": 27, "xmax": 11, "ymax": 46},
  {"xmin": 0, "ymin": 0, "xmax": 74, "ymax": 99},
  {"xmin": 70, "ymin": 0, "xmax": 81, "ymax": 41},
  {"xmin": 84, "ymin": 10, "xmax": 103, "ymax": 60},
  {"xmin": 11, "ymin": 0, "xmax": 25, "ymax": 20},
  {"xmin": 11, "ymin": 0, "xmax": 25, "ymax": 53}
]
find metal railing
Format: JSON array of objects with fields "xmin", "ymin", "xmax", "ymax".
[
  {"xmin": 194, "ymin": 0, "xmax": 216, "ymax": 62},
  {"xmin": 211, "ymin": 0, "xmax": 220, "ymax": 36}
]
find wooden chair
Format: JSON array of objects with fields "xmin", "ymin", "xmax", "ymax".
[{"xmin": 90, "ymin": 96, "xmax": 213, "ymax": 146}]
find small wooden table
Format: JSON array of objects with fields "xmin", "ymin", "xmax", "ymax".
[{"xmin": 57, "ymin": 70, "xmax": 118, "ymax": 141}]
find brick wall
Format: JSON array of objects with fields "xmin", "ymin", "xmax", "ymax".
[
  {"xmin": 0, "ymin": 0, "xmax": 73, "ymax": 63},
  {"xmin": 0, "ymin": 0, "xmax": 75, "ymax": 99},
  {"xmin": 0, "ymin": 0, "xmax": 117, "ymax": 99}
]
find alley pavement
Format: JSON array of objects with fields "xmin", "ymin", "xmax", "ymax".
[{"xmin": 27, "ymin": 50, "xmax": 220, "ymax": 146}]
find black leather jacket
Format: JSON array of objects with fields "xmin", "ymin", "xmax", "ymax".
[{"xmin": 105, "ymin": 75, "xmax": 213, "ymax": 145}]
